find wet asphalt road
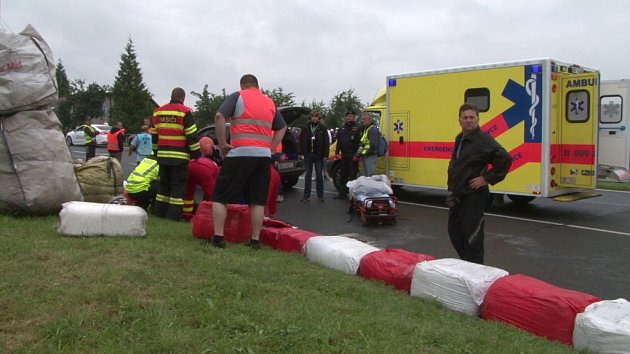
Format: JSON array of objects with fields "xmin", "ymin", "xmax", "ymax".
[
  {"xmin": 71, "ymin": 147, "xmax": 629, "ymax": 300},
  {"xmin": 278, "ymin": 178, "xmax": 630, "ymax": 301}
]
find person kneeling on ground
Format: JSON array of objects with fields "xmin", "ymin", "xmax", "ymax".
[
  {"xmin": 125, "ymin": 155, "xmax": 159, "ymax": 211},
  {"xmin": 182, "ymin": 137, "xmax": 220, "ymax": 220}
]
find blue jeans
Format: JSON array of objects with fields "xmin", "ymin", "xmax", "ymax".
[
  {"xmin": 363, "ymin": 155, "xmax": 377, "ymax": 177},
  {"xmin": 304, "ymin": 153, "xmax": 324, "ymax": 198}
]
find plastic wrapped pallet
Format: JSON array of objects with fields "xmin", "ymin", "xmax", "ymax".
[
  {"xmin": 57, "ymin": 201, "xmax": 147, "ymax": 237},
  {"xmin": 573, "ymin": 298, "xmax": 630, "ymax": 352},
  {"xmin": 191, "ymin": 201, "xmax": 252, "ymax": 243},
  {"xmin": 260, "ymin": 226, "xmax": 319, "ymax": 253},
  {"xmin": 481, "ymin": 274, "xmax": 601, "ymax": 346},
  {"xmin": 358, "ymin": 248, "xmax": 435, "ymax": 293},
  {"xmin": 303, "ymin": 235, "xmax": 380, "ymax": 275},
  {"xmin": 410, "ymin": 258, "xmax": 508, "ymax": 316}
]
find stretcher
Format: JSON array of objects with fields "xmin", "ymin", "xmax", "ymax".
[{"xmin": 346, "ymin": 175, "xmax": 398, "ymax": 226}]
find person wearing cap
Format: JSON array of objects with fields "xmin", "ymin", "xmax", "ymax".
[
  {"xmin": 334, "ymin": 110, "xmax": 361, "ymax": 198},
  {"xmin": 182, "ymin": 137, "xmax": 219, "ymax": 218}
]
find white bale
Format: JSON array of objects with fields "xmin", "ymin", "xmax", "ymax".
[
  {"xmin": 303, "ymin": 235, "xmax": 380, "ymax": 275},
  {"xmin": 573, "ymin": 298, "xmax": 630, "ymax": 353},
  {"xmin": 410, "ymin": 258, "xmax": 508, "ymax": 316},
  {"xmin": 58, "ymin": 201, "xmax": 147, "ymax": 237}
]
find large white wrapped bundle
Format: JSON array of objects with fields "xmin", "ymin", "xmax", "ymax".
[
  {"xmin": 0, "ymin": 110, "xmax": 83, "ymax": 215},
  {"xmin": 303, "ymin": 235, "xmax": 380, "ymax": 275},
  {"xmin": 573, "ymin": 298, "xmax": 630, "ymax": 353},
  {"xmin": 58, "ymin": 201, "xmax": 147, "ymax": 237},
  {"xmin": 0, "ymin": 25, "xmax": 57, "ymax": 114},
  {"xmin": 410, "ymin": 258, "xmax": 508, "ymax": 316}
]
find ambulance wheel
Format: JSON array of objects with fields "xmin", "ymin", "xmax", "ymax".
[{"xmin": 507, "ymin": 194, "xmax": 535, "ymax": 205}]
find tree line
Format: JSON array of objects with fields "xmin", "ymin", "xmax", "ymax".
[{"xmin": 54, "ymin": 37, "xmax": 366, "ymax": 134}]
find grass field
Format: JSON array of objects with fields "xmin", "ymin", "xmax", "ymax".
[
  {"xmin": 597, "ymin": 179, "xmax": 630, "ymax": 191},
  {"xmin": 0, "ymin": 215, "xmax": 576, "ymax": 353}
]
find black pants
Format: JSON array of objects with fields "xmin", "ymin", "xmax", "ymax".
[
  {"xmin": 447, "ymin": 188, "xmax": 488, "ymax": 264},
  {"xmin": 152, "ymin": 163, "xmax": 189, "ymax": 221},
  {"xmin": 85, "ymin": 144, "xmax": 96, "ymax": 161},
  {"xmin": 128, "ymin": 181, "xmax": 158, "ymax": 211},
  {"xmin": 338, "ymin": 154, "xmax": 358, "ymax": 196}
]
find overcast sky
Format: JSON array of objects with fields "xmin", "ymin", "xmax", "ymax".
[{"xmin": 2, "ymin": 0, "xmax": 630, "ymax": 107}]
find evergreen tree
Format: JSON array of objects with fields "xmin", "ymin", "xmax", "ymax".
[
  {"xmin": 262, "ymin": 87, "xmax": 296, "ymax": 107},
  {"xmin": 68, "ymin": 80, "xmax": 106, "ymax": 125},
  {"xmin": 111, "ymin": 37, "xmax": 154, "ymax": 133},
  {"xmin": 54, "ymin": 60, "xmax": 73, "ymax": 130},
  {"xmin": 190, "ymin": 86, "xmax": 227, "ymax": 129},
  {"xmin": 328, "ymin": 89, "xmax": 365, "ymax": 129}
]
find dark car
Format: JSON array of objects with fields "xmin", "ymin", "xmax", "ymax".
[{"xmin": 197, "ymin": 106, "xmax": 310, "ymax": 188}]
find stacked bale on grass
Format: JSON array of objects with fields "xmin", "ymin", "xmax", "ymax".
[
  {"xmin": 303, "ymin": 235, "xmax": 380, "ymax": 275},
  {"xmin": 191, "ymin": 201, "xmax": 252, "ymax": 243},
  {"xmin": 358, "ymin": 248, "xmax": 435, "ymax": 293},
  {"xmin": 573, "ymin": 298, "xmax": 630, "ymax": 352},
  {"xmin": 0, "ymin": 25, "xmax": 83, "ymax": 215},
  {"xmin": 410, "ymin": 258, "xmax": 508, "ymax": 316}
]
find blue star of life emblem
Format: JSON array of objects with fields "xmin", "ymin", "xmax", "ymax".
[
  {"xmin": 570, "ymin": 98, "xmax": 584, "ymax": 115},
  {"xmin": 394, "ymin": 120, "xmax": 404, "ymax": 134}
]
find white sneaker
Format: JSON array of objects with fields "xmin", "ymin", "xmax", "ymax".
[{"xmin": 277, "ymin": 195, "xmax": 284, "ymax": 202}]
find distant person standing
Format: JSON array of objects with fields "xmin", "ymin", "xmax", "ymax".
[
  {"xmin": 211, "ymin": 74, "xmax": 286, "ymax": 249},
  {"xmin": 334, "ymin": 110, "xmax": 360, "ymax": 199},
  {"xmin": 299, "ymin": 110, "xmax": 330, "ymax": 202},
  {"xmin": 129, "ymin": 125, "xmax": 153, "ymax": 165},
  {"xmin": 152, "ymin": 87, "xmax": 201, "ymax": 221},
  {"xmin": 83, "ymin": 117, "xmax": 97, "ymax": 161},
  {"xmin": 107, "ymin": 121, "xmax": 125, "ymax": 163},
  {"xmin": 447, "ymin": 103, "xmax": 512, "ymax": 264},
  {"xmin": 143, "ymin": 117, "xmax": 154, "ymax": 134},
  {"xmin": 355, "ymin": 112, "xmax": 379, "ymax": 177}
]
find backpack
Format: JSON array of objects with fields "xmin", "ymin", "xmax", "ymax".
[{"xmin": 376, "ymin": 130, "xmax": 388, "ymax": 157}]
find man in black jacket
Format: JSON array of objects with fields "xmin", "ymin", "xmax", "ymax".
[
  {"xmin": 447, "ymin": 103, "xmax": 512, "ymax": 264},
  {"xmin": 334, "ymin": 110, "xmax": 360, "ymax": 199},
  {"xmin": 299, "ymin": 110, "xmax": 330, "ymax": 202}
]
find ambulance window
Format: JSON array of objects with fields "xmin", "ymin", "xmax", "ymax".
[
  {"xmin": 566, "ymin": 90, "xmax": 590, "ymax": 122},
  {"xmin": 464, "ymin": 88, "xmax": 489, "ymax": 112},
  {"xmin": 600, "ymin": 95, "xmax": 622, "ymax": 124}
]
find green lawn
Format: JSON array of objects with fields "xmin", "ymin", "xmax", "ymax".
[
  {"xmin": 0, "ymin": 215, "xmax": 575, "ymax": 353},
  {"xmin": 597, "ymin": 179, "xmax": 630, "ymax": 191}
]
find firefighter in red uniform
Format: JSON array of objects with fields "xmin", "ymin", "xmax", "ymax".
[
  {"xmin": 182, "ymin": 137, "xmax": 219, "ymax": 220},
  {"xmin": 152, "ymin": 87, "xmax": 201, "ymax": 221}
]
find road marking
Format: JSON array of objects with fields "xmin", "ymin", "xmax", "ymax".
[{"xmin": 397, "ymin": 201, "xmax": 630, "ymax": 237}]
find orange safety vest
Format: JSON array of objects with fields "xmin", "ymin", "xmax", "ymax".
[
  {"xmin": 107, "ymin": 130, "xmax": 123, "ymax": 151},
  {"xmin": 230, "ymin": 89, "xmax": 276, "ymax": 149}
]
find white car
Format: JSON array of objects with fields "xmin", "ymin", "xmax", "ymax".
[{"xmin": 65, "ymin": 124, "xmax": 111, "ymax": 146}]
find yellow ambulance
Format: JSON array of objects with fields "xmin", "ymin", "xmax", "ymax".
[{"xmin": 363, "ymin": 59, "xmax": 600, "ymax": 204}]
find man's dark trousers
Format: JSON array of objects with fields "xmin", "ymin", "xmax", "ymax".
[{"xmin": 447, "ymin": 188, "xmax": 488, "ymax": 264}]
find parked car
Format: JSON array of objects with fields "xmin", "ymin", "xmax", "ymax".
[
  {"xmin": 197, "ymin": 106, "xmax": 310, "ymax": 188},
  {"xmin": 65, "ymin": 124, "xmax": 111, "ymax": 146}
]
